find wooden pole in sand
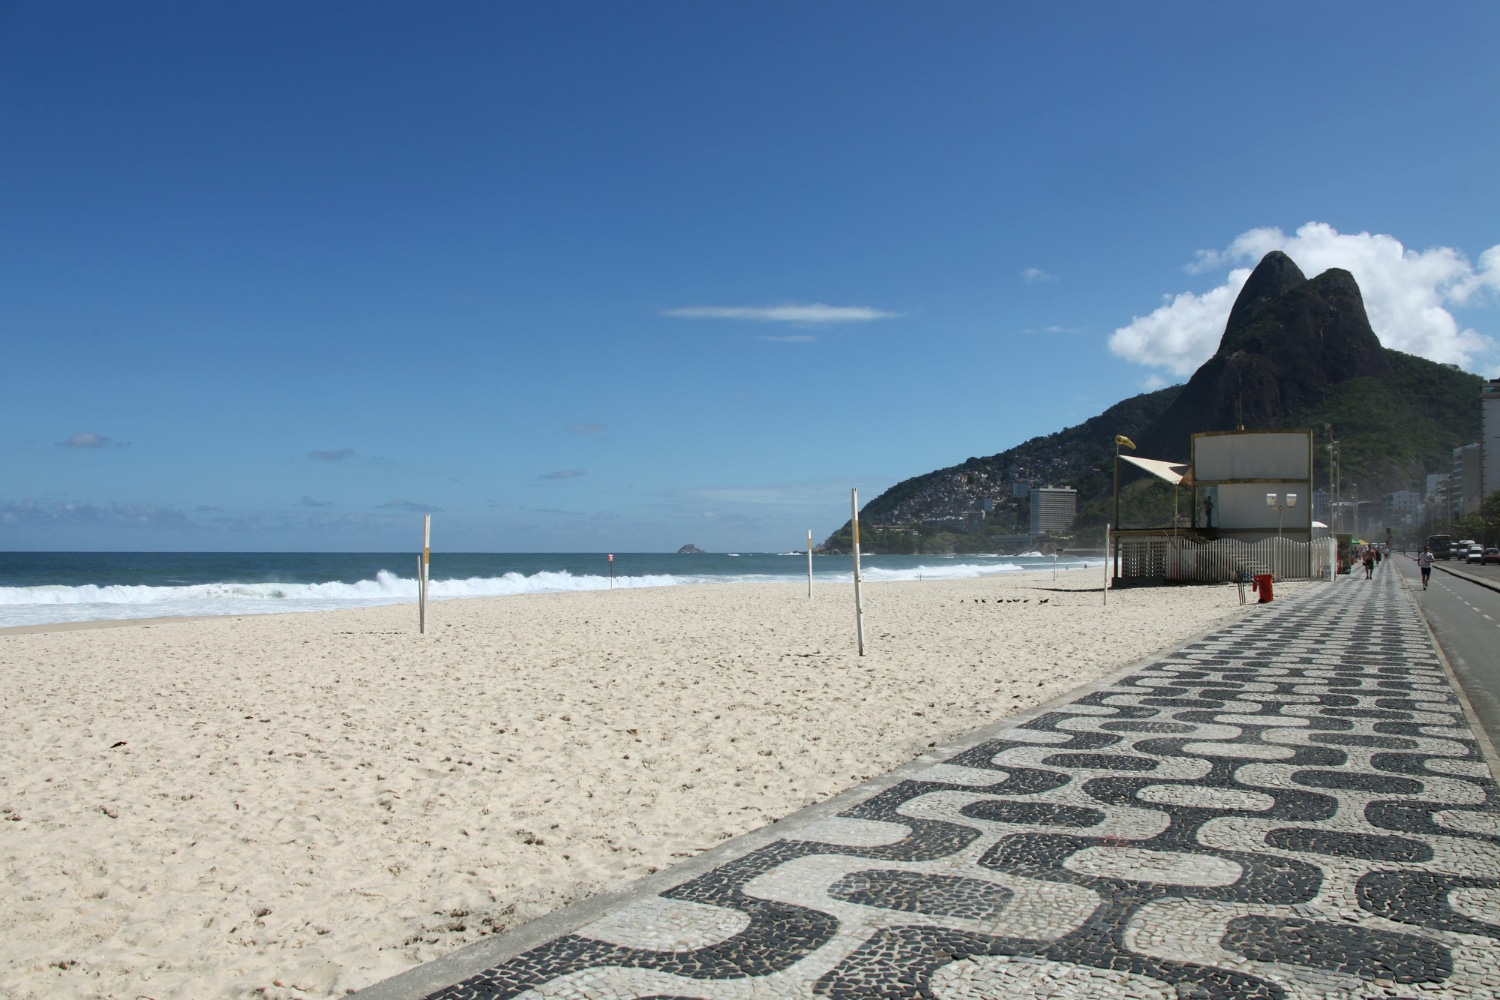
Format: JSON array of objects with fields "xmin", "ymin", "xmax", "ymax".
[
  {"xmin": 851, "ymin": 489, "xmax": 866, "ymax": 656},
  {"xmin": 807, "ymin": 530, "xmax": 813, "ymax": 598},
  {"xmin": 1103, "ymin": 525, "xmax": 1109, "ymax": 607},
  {"xmin": 421, "ymin": 514, "xmax": 431, "ymax": 633}
]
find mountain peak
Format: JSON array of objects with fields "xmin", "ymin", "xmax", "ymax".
[
  {"xmin": 1138, "ymin": 253, "xmax": 1389, "ymax": 460},
  {"xmin": 1222, "ymin": 250, "xmax": 1308, "ymax": 341}
]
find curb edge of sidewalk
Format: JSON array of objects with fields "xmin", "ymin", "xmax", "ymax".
[{"xmin": 1395, "ymin": 560, "xmax": 1500, "ymax": 787}]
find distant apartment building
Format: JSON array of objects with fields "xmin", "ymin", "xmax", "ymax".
[
  {"xmin": 1029, "ymin": 486, "xmax": 1077, "ymax": 537},
  {"xmin": 1385, "ymin": 490, "xmax": 1422, "ymax": 527},
  {"xmin": 1011, "ymin": 480, "xmax": 1033, "ymax": 499},
  {"xmin": 1485, "ymin": 378, "xmax": 1500, "ymax": 498},
  {"xmin": 1426, "ymin": 473, "xmax": 1446, "ymax": 501},
  {"xmin": 1453, "ymin": 443, "xmax": 1482, "ymax": 515}
]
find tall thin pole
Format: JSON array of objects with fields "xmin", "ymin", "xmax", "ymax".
[
  {"xmin": 807, "ymin": 530, "xmax": 813, "ymax": 598},
  {"xmin": 1113, "ymin": 443, "xmax": 1120, "ymax": 582},
  {"xmin": 1277, "ymin": 503, "xmax": 1284, "ymax": 579},
  {"xmin": 417, "ymin": 555, "xmax": 425, "ymax": 634},
  {"xmin": 851, "ymin": 489, "xmax": 865, "ymax": 657},
  {"xmin": 1338, "ymin": 446, "xmax": 1350, "ymax": 539},
  {"xmin": 420, "ymin": 514, "xmax": 431, "ymax": 634},
  {"xmin": 1103, "ymin": 524, "xmax": 1109, "ymax": 607},
  {"xmin": 1325, "ymin": 424, "xmax": 1334, "ymax": 534}
]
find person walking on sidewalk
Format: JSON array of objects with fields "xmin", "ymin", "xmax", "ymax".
[
  {"xmin": 1363, "ymin": 547, "xmax": 1375, "ymax": 579},
  {"xmin": 1419, "ymin": 546, "xmax": 1433, "ymax": 589}
]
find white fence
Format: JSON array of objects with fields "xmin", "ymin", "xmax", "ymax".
[{"xmin": 1119, "ymin": 535, "xmax": 1336, "ymax": 582}]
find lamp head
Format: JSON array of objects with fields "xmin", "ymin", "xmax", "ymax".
[
  {"xmin": 1114, "ymin": 435, "xmax": 1136, "ymax": 450},
  {"xmin": 1287, "ymin": 493, "xmax": 1297, "ymax": 507},
  {"xmin": 1266, "ymin": 493, "xmax": 1277, "ymax": 508}
]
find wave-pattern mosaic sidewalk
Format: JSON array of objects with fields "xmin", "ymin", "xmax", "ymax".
[{"xmin": 419, "ymin": 572, "xmax": 1500, "ymax": 999}]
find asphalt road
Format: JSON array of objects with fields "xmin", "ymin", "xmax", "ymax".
[
  {"xmin": 1435, "ymin": 556, "xmax": 1500, "ymax": 583},
  {"xmin": 1392, "ymin": 555, "xmax": 1500, "ymax": 755}
]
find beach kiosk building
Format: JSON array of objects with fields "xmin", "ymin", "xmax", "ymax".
[
  {"xmin": 1115, "ymin": 428, "xmax": 1332, "ymax": 583},
  {"xmin": 1190, "ymin": 429, "xmax": 1313, "ymax": 541}
]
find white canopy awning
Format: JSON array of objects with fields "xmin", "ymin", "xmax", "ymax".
[{"xmin": 1120, "ymin": 454, "xmax": 1188, "ymax": 485}]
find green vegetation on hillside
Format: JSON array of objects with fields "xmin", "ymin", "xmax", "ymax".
[
  {"xmin": 1296, "ymin": 351, "xmax": 1483, "ymax": 496},
  {"xmin": 822, "ymin": 386, "xmax": 1182, "ymax": 551},
  {"xmin": 823, "ymin": 349, "xmax": 1484, "ymax": 552}
]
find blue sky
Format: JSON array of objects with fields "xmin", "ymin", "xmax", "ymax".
[{"xmin": 3, "ymin": 2, "xmax": 1498, "ymax": 552}]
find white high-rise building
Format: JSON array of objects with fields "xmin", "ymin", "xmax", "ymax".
[
  {"xmin": 1484, "ymin": 378, "xmax": 1500, "ymax": 499},
  {"xmin": 1029, "ymin": 487, "xmax": 1077, "ymax": 537},
  {"xmin": 1454, "ymin": 444, "xmax": 1483, "ymax": 515}
]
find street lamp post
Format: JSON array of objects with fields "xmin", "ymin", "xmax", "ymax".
[
  {"xmin": 1332, "ymin": 428, "xmax": 1344, "ymax": 539},
  {"xmin": 1267, "ymin": 492, "xmax": 1298, "ymax": 578},
  {"xmin": 1112, "ymin": 434, "xmax": 1136, "ymax": 581}
]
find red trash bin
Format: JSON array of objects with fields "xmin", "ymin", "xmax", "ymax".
[{"xmin": 1253, "ymin": 574, "xmax": 1274, "ymax": 603}]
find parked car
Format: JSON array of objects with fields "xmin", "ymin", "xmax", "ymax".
[{"xmin": 1483, "ymin": 547, "xmax": 1500, "ymax": 566}]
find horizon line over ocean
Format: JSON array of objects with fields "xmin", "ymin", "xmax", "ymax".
[{"xmin": 0, "ymin": 551, "xmax": 1102, "ymax": 628}]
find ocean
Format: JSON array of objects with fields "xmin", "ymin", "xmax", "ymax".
[{"xmin": 0, "ymin": 551, "xmax": 1103, "ymax": 628}]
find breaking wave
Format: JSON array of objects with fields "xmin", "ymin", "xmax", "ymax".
[{"xmin": 0, "ymin": 557, "xmax": 1096, "ymax": 628}]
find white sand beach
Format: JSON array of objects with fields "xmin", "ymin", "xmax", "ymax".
[{"xmin": 0, "ymin": 573, "xmax": 1305, "ymax": 999}]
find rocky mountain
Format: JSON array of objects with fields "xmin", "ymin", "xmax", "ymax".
[
  {"xmin": 825, "ymin": 252, "xmax": 1483, "ymax": 550},
  {"xmin": 1136, "ymin": 251, "xmax": 1392, "ymax": 461}
]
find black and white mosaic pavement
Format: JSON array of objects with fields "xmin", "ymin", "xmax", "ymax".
[{"xmin": 420, "ymin": 572, "xmax": 1500, "ymax": 999}]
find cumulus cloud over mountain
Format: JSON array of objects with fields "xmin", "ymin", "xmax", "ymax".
[{"xmin": 1110, "ymin": 223, "xmax": 1500, "ymax": 377}]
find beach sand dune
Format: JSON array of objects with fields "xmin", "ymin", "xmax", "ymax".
[{"xmin": 0, "ymin": 573, "xmax": 1299, "ymax": 999}]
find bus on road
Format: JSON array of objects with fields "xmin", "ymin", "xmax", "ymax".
[{"xmin": 1428, "ymin": 533, "xmax": 1452, "ymax": 560}]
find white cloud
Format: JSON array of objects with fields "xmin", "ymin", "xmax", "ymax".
[
  {"xmin": 0, "ymin": 499, "xmax": 194, "ymax": 530},
  {"xmin": 57, "ymin": 432, "xmax": 113, "ymax": 448},
  {"xmin": 1110, "ymin": 222, "xmax": 1500, "ymax": 376},
  {"xmin": 663, "ymin": 303, "xmax": 896, "ymax": 324},
  {"xmin": 1109, "ymin": 273, "xmax": 1250, "ymax": 377},
  {"xmin": 1022, "ymin": 267, "xmax": 1057, "ymax": 284},
  {"xmin": 377, "ymin": 498, "xmax": 442, "ymax": 513},
  {"xmin": 758, "ymin": 334, "xmax": 818, "ymax": 343}
]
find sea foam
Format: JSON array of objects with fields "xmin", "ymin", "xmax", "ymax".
[{"xmin": 0, "ymin": 558, "xmax": 1089, "ymax": 627}]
